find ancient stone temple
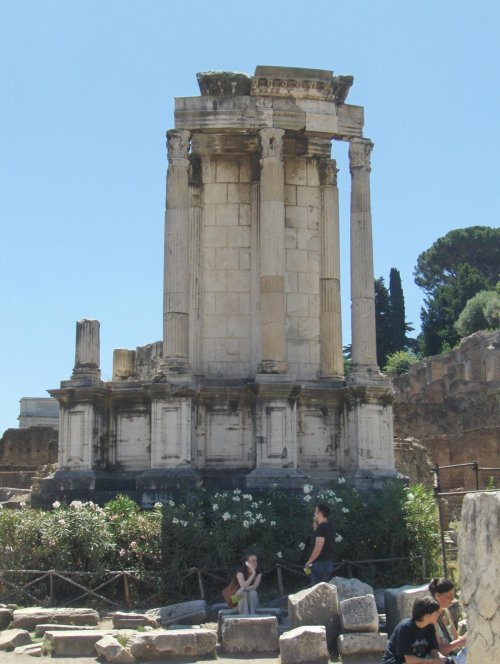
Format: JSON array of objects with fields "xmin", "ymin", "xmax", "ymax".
[{"xmin": 36, "ymin": 66, "xmax": 397, "ymax": 506}]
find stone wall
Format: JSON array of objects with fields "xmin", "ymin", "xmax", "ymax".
[
  {"xmin": 0, "ymin": 426, "xmax": 58, "ymax": 470},
  {"xmin": 392, "ymin": 330, "xmax": 500, "ymax": 490}
]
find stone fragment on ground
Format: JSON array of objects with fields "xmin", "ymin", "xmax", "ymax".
[
  {"xmin": 337, "ymin": 632, "xmax": 388, "ymax": 664},
  {"xmin": 43, "ymin": 629, "xmax": 117, "ymax": 657},
  {"xmin": 339, "ymin": 594, "xmax": 379, "ymax": 633},
  {"xmin": 111, "ymin": 612, "xmax": 158, "ymax": 629},
  {"xmin": 221, "ymin": 616, "xmax": 279, "ymax": 654},
  {"xmin": 95, "ymin": 635, "xmax": 135, "ymax": 663},
  {"xmin": 145, "ymin": 599, "xmax": 207, "ymax": 626},
  {"xmin": 12, "ymin": 607, "xmax": 99, "ymax": 631},
  {"xmin": 288, "ymin": 582, "xmax": 340, "ymax": 651},
  {"xmin": 13, "ymin": 643, "xmax": 42, "ymax": 657},
  {"xmin": 0, "ymin": 629, "xmax": 32, "ymax": 652},
  {"xmin": 279, "ymin": 625, "xmax": 329, "ymax": 664},
  {"xmin": 127, "ymin": 628, "xmax": 216, "ymax": 660}
]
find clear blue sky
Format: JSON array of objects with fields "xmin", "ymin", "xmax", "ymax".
[{"xmin": 1, "ymin": 0, "xmax": 499, "ymax": 434}]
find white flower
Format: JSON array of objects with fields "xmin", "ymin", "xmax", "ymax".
[
  {"xmin": 172, "ymin": 517, "xmax": 179, "ymax": 524},
  {"xmin": 181, "ymin": 520, "xmax": 188, "ymax": 527},
  {"xmin": 232, "ymin": 496, "xmax": 241, "ymax": 502},
  {"xmin": 243, "ymin": 520, "xmax": 250, "ymax": 528},
  {"xmin": 251, "ymin": 502, "xmax": 259, "ymax": 508},
  {"xmin": 244, "ymin": 510, "xmax": 253, "ymax": 518},
  {"xmin": 70, "ymin": 500, "xmax": 84, "ymax": 510},
  {"xmin": 242, "ymin": 494, "xmax": 253, "ymax": 500},
  {"xmin": 298, "ymin": 542, "xmax": 305, "ymax": 550},
  {"xmin": 335, "ymin": 534, "xmax": 343, "ymax": 543},
  {"xmin": 52, "ymin": 501, "xmax": 61, "ymax": 509},
  {"xmin": 233, "ymin": 488, "xmax": 241, "ymax": 494},
  {"xmin": 342, "ymin": 507, "xmax": 349, "ymax": 513},
  {"xmin": 276, "ymin": 551, "xmax": 283, "ymax": 559},
  {"xmin": 303, "ymin": 495, "xmax": 312, "ymax": 502},
  {"xmin": 270, "ymin": 521, "xmax": 276, "ymax": 527},
  {"xmin": 337, "ymin": 477, "xmax": 346, "ymax": 484},
  {"xmin": 302, "ymin": 484, "xmax": 313, "ymax": 494},
  {"xmin": 154, "ymin": 502, "xmax": 162, "ymax": 509},
  {"xmin": 212, "ymin": 504, "xmax": 219, "ymax": 511},
  {"xmin": 168, "ymin": 500, "xmax": 175, "ymax": 507},
  {"xmin": 222, "ymin": 512, "xmax": 231, "ymax": 521},
  {"xmin": 335, "ymin": 497, "xmax": 343, "ymax": 503}
]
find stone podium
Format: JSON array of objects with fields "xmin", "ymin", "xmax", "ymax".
[{"xmin": 38, "ymin": 66, "xmax": 397, "ymax": 506}]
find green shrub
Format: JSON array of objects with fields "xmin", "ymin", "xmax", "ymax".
[
  {"xmin": 383, "ymin": 350, "xmax": 420, "ymax": 375},
  {"xmin": 0, "ymin": 481, "xmax": 441, "ymax": 603}
]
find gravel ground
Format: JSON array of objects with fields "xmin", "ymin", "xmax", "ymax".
[{"xmin": 0, "ymin": 651, "xmax": 282, "ymax": 664}]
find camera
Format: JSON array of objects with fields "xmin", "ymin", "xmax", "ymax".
[{"xmin": 444, "ymin": 657, "xmax": 456, "ymax": 664}]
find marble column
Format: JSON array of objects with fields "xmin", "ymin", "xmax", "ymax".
[
  {"xmin": 320, "ymin": 159, "xmax": 343, "ymax": 379},
  {"xmin": 258, "ymin": 128, "xmax": 287, "ymax": 374},
  {"xmin": 71, "ymin": 319, "xmax": 101, "ymax": 382},
  {"xmin": 349, "ymin": 138, "xmax": 378, "ymax": 374},
  {"xmin": 160, "ymin": 129, "xmax": 191, "ymax": 376}
]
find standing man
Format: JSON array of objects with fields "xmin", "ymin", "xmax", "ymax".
[{"xmin": 305, "ymin": 503, "xmax": 334, "ymax": 585}]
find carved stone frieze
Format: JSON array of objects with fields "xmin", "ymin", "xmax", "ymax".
[
  {"xmin": 196, "ymin": 71, "xmax": 252, "ymax": 97},
  {"xmin": 332, "ymin": 75, "xmax": 354, "ymax": 105}
]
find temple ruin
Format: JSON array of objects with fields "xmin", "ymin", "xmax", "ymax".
[{"xmin": 36, "ymin": 66, "xmax": 397, "ymax": 506}]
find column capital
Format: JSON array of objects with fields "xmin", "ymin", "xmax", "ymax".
[
  {"xmin": 349, "ymin": 137, "xmax": 374, "ymax": 172},
  {"xmin": 166, "ymin": 129, "xmax": 191, "ymax": 166},
  {"xmin": 259, "ymin": 127, "xmax": 284, "ymax": 160},
  {"xmin": 319, "ymin": 158, "xmax": 338, "ymax": 186}
]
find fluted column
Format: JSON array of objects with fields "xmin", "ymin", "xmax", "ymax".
[
  {"xmin": 160, "ymin": 129, "xmax": 191, "ymax": 375},
  {"xmin": 349, "ymin": 138, "xmax": 378, "ymax": 373},
  {"xmin": 71, "ymin": 319, "xmax": 101, "ymax": 382},
  {"xmin": 320, "ymin": 159, "xmax": 343, "ymax": 379},
  {"xmin": 258, "ymin": 128, "xmax": 287, "ymax": 374}
]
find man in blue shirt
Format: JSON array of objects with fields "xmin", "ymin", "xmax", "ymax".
[{"xmin": 382, "ymin": 597, "xmax": 449, "ymax": 664}]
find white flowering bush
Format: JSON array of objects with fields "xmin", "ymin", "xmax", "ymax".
[{"xmin": 0, "ymin": 481, "xmax": 439, "ymax": 602}]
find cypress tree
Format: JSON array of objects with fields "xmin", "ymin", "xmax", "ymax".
[{"xmin": 389, "ymin": 268, "xmax": 407, "ymax": 352}]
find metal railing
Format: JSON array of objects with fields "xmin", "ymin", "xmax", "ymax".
[{"xmin": 432, "ymin": 461, "xmax": 500, "ymax": 577}]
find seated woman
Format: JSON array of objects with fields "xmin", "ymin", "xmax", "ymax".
[
  {"xmin": 428, "ymin": 577, "xmax": 467, "ymax": 661},
  {"xmin": 235, "ymin": 552, "xmax": 262, "ymax": 614},
  {"xmin": 382, "ymin": 596, "xmax": 448, "ymax": 663}
]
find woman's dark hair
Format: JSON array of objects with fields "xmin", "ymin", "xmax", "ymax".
[
  {"xmin": 412, "ymin": 596, "xmax": 440, "ymax": 621},
  {"xmin": 316, "ymin": 503, "xmax": 331, "ymax": 518},
  {"xmin": 428, "ymin": 577, "xmax": 455, "ymax": 596}
]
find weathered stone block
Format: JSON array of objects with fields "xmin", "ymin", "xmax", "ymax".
[
  {"xmin": 279, "ymin": 625, "xmax": 329, "ymax": 664},
  {"xmin": 13, "ymin": 643, "xmax": 42, "ymax": 657},
  {"xmin": 128, "ymin": 628, "xmax": 216, "ymax": 659},
  {"xmin": 339, "ymin": 594, "xmax": 378, "ymax": 633},
  {"xmin": 111, "ymin": 612, "xmax": 158, "ymax": 629},
  {"xmin": 0, "ymin": 608, "xmax": 13, "ymax": 630},
  {"xmin": 288, "ymin": 582, "xmax": 340, "ymax": 651},
  {"xmin": 337, "ymin": 632, "xmax": 388, "ymax": 655},
  {"xmin": 43, "ymin": 630, "xmax": 117, "ymax": 657},
  {"xmin": 12, "ymin": 607, "xmax": 99, "ymax": 631},
  {"xmin": 221, "ymin": 615, "xmax": 279, "ymax": 653},
  {"xmin": 384, "ymin": 584, "xmax": 428, "ymax": 636},
  {"xmin": 34, "ymin": 624, "xmax": 96, "ymax": 637},
  {"xmin": 95, "ymin": 635, "xmax": 135, "ymax": 663},
  {"xmin": 146, "ymin": 600, "xmax": 207, "ymax": 627}
]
